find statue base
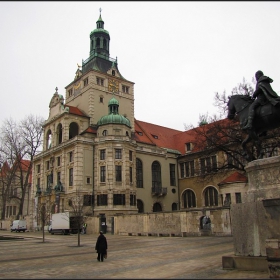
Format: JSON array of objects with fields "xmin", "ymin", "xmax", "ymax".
[{"xmin": 222, "ymin": 156, "xmax": 280, "ymax": 274}]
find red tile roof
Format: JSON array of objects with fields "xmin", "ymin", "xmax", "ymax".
[
  {"xmin": 134, "ymin": 118, "xmax": 236, "ymax": 155},
  {"xmin": 134, "ymin": 119, "xmax": 183, "ymax": 150},
  {"xmin": 81, "ymin": 126, "xmax": 97, "ymax": 135},
  {"xmin": 218, "ymin": 171, "xmax": 248, "ymax": 185},
  {"xmin": 65, "ymin": 105, "xmax": 88, "ymax": 117}
]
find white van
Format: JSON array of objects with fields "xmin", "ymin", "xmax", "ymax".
[{"xmin": 10, "ymin": 220, "xmax": 27, "ymax": 232}]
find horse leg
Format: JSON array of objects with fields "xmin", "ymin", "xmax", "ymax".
[
  {"xmin": 241, "ymin": 135, "xmax": 252, "ymax": 161},
  {"xmin": 250, "ymin": 130, "xmax": 263, "ymax": 159}
]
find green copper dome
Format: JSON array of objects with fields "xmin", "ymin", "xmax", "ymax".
[
  {"xmin": 97, "ymin": 97, "xmax": 131, "ymax": 127},
  {"xmin": 108, "ymin": 97, "xmax": 119, "ymax": 105},
  {"xmin": 97, "ymin": 114, "xmax": 131, "ymax": 127}
]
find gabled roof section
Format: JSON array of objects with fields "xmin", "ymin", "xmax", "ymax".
[
  {"xmin": 218, "ymin": 171, "xmax": 248, "ymax": 186},
  {"xmin": 64, "ymin": 105, "xmax": 89, "ymax": 118},
  {"xmin": 81, "ymin": 126, "xmax": 97, "ymax": 135},
  {"xmin": 134, "ymin": 119, "xmax": 183, "ymax": 151}
]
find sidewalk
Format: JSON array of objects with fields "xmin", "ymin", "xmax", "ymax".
[{"xmin": 0, "ymin": 231, "xmax": 269, "ymax": 279}]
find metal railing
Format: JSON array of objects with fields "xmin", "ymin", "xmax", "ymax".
[{"xmin": 151, "ymin": 186, "xmax": 167, "ymax": 196}]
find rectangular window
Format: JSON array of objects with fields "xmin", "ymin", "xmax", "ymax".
[
  {"xmin": 113, "ymin": 194, "xmax": 125, "ymax": 205},
  {"xmin": 200, "ymin": 156, "xmax": 217, "ymax": 175},
  {"xmin": 57, "ymin": 172, "xmax": 61, "ymax": 184},
  {"xmin": 130, "ymin": 194, "xmax": 136, "ymax": 206},
  {"xmin": 211, "ymin": 155, "xmax": 217, "ymax": 171},
  {"xmin": 235, "ymin": 192, "xmax": 242, "ymax": 203},
  {"xmin": 115, "ymin": 148, "xmax": 122, "ymax": 159},
  {"xmin": 115, "ymin": 165, "xmax": 122, "ymax": 182},
  {"xmin": 69, "ymin": 152, "xmax": 73, "ymax": 162},
  {"xmin": 69, "ymin": 168, "xmax": 73, "ymax": 186},
  {"xmin": 47, "ymin": 173, "xmax": 53, "ymax": 187},
  {"xmin": 224, "ymin": 193, "xmax": 231, "ymax": 205},
  {"xmin": 83, "ymin": 77, "xmax": 88, "ymax": 86},
  {"xmin": 96, "ymin": 77, "xmax": 104, "ymax": 86},
  {"xmin": 100, "ymin": 166, "xmax": 106, "ymax": 182},
  {"xmin": 68, "ymin": 88, "xmax": 73, "ymax": 97},
  {"xmin": 100, "ymin": 96, "xmax": 104, "ymax": 103},
  {"xmin": 185, "ymin": 142, "xmax": 192, "ymax": 152},
  {"xmin": 129, "ymin": 167, "xmax": 133, "ymax": 183},
  {"xmin": 57, "ymin": 156, "xmax": 61, "ymax": 167},
  {"xmin": 129, "ymin": 150, "xmax": 133, "ymax": 161},
  {"xmin": 37, "ymin": 177, "xmax": 40, "ymax": 188},
  {"xmin": 83, "ymin": 195, "xmax": 93, "ymax": 206},
  {"xmin": 100, "ymin": 149, "xmax": 106, "ymax": 160},
  {"xmin": 46, "ymin": 161, "xmax": 50, "ymax": 170},
  {"xmin": 169, "ymin": 164, "xmax": 176, "ymax": 186},
  {"xmin": 97, "ymin": 194, "xmax": 108, "ymax": 206},
  {"xmin": 86, "ymin": 177, "xmax": 90, "ymax": 184},
  {"xmin": 122, "ymin": 85, "xmax": 129, "ymax": 93},
  {"xmin": 180, "ymin": 163, "xmax": 185, "ymax": 178},
  {"xmin": 185, "ymin": 161, "xmax": 195, "ymax": 177},
  {"xmin": 37, "ymin": 165, "xmax": 41, "ymax": 173}
]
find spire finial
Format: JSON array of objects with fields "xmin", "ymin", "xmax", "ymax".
[
  {"xmin": 55, "ymin": 87, "xmax": 58, "ymax": 93},
  {"xmin": 99, "ymin": 8, "xmax": 102, "ymax": 14}
]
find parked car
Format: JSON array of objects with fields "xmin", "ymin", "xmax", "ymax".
[{"xmin": 10, "ymin": 220, "xmax": 27, "ymax": 232}]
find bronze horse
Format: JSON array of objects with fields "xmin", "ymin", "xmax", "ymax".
[{"xmin": 227, "ymin": 94, "xmax": 280, "ymax": 161}]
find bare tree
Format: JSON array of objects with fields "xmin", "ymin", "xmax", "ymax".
[
  {"xmin": 188, "ymin": 77, "xmax": 280, "ymax": 177},
  {"xmin": 38, "ymin": 196, "xmax": 52, "ymax": 243},
  {"xmin": 0, "ymin": 115, "xmax": 44, "ymax": 220},
  {"xmin": 68, "ymin": 188, "xmax": 85, "ymax": 247}
]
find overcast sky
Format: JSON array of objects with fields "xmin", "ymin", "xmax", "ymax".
[{"xmin": 1, "ymin": 1, "xmax": 280, "ymax": 131}]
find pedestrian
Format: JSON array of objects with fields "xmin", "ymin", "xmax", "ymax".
[
  {"xmin": 95, "ymin": 231, "xmax": 107, "ymax": 262},
  {"xmin": 83, "ymin": 222, "xmax": 87, "ymax": 234}
]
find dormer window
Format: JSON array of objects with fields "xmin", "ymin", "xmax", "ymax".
[
  {"xmin": 137, "ymin": 131, "xmax": 143, "ymax": 136},
  {"xmin": 112, "ymin": 70, "xmax": 115, "ymax": 76},
  {"xmin": 151, "ymin": 134, "xmax": 158, "ymax": 139},
  {"xmin": 186, "ymin": 142, "xmax": 193, "ymax": 152}
]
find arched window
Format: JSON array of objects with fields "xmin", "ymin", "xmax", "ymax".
[
  {"xmin": 152, "ymin": 161, "xmax": 161, "ymax": 188},
  {"xmin": 137, "ymin": 199, "xmax": 144, "ymax": 213},
  {"xmin": 102, "ymin": 130, "xmax": 108, "ymax": 136},
  {"xmin": 57, "ymin": 123, "xmax": 62, "ymax": 144},
  {"xmin": 204, "ymin": 186, "xmax": 219, "ymax": 206},
  {"xmin": 172, "ymin": 203, "xmax": 178, "ymax": 211},
  {"xmin": 46, "ymin": 129, "xmax": 52, "ymax": 150},
  {"xmin": 183, "ymin": 189, "xmax": 196, "ymax": 208},
  {"xmin": 136, "ymin": 158, "xmax": 143, "ymax": 188},
  {"xmin": 103, "ymin": 39, "xmax": 107, "ymax": 49},
  {"xmin": 69, "ymin": 122, "xmax": 79, "ymax": 139},
  {"xmin": 153, "ymin": 202, "xmax": 162, "ymax": 212}
]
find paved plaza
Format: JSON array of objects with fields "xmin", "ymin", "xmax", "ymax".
[{"xmin": 0, "ymin": 231, "xmax": 269, "ymax": 279}]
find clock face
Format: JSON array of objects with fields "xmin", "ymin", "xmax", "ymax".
[{"xmin": 109, "ymin": 79, "xmax": 119, "ymax": 93}]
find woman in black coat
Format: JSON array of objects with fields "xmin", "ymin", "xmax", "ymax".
[{"xmin": 95, "ymin": 231, "xmax": 108, "ymax": 262}]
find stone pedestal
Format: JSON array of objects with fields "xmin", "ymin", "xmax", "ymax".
[
  {"xmin": 225, "ymin": 156, "xmax": 280, "ymax": 274},
  {"xmin": 231, "ymin": 156, "xmax": 280, "ymax": 257}
]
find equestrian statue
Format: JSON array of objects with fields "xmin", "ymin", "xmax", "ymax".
[{"xmin": 227, "ymin": 70, "xmax": 280, "ymax": 161}]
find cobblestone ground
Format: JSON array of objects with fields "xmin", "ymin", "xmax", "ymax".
[{"xmin": 0, "ymin": 231, "xmax": 269, "ymax": 279}]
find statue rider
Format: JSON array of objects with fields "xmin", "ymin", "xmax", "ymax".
[{"xmin": 243, "ymin": 70, "xmax": 279, "ymax": 130}]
